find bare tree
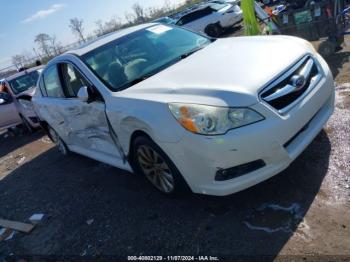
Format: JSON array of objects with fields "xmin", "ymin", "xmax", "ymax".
[
  {"xmin": 132, "ymin": 3, "xmax": 146, "ymax": 23},
  {"xmin": 69, "ymin": 18, "xmax": 86, "ymax": 42},
  {"xmin": 22, "ymin": 50, "xmax": 33, "ymax": 61},
  {"xmin": 95, "ymin": 20, "xmax": 105, "ymax": 36},
  {"xmin": 49, "ymin": 35, "xmax": 63, "ymax": 55},
  {"xmin": 33, "ymin": 47, "xmax": 42, "ymax": 59},
  {"xmin": 105, "ymin": 16, "xmax": 122, "ymax": 32},
  {"xmin": 34, "ymin": 33, "xmax": 52, "ymax": 57},
  {"xmin": 12, "ymin": 55, "xmax": 26, "ymax": 69},
  {"xmin": 124, "ymin": 12, "xmax": 136, "ymax": 25},
  {"xmin": 95, "ymin": 17, "xmax": 123, "ymax": 36}
]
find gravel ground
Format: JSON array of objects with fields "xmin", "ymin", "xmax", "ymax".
[{"xmin": 0, "ymin": 36, "xmax": 349, "ymax": 260}]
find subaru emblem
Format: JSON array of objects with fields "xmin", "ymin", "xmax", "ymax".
[{"xmin": 291, "ymin": 75, "xmax": 306, "ymax": 91}]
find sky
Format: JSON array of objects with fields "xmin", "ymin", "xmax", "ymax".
[{"xmin": 0, "ymin": 0, "xmax": 183, "ymax": 69}]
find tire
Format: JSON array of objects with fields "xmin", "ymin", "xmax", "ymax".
[
  {"xmin": 132, "ymin": 136, "xmax": 190, "ymax": 195},
  {"xmin": 205, "ymin": 24, "xmax": 222, "ymax": 38},
  {"xmin": 318, "ymin": 40, "xmax": 336, "ymax": 58},
  {"xmin": 48, "ymin": 127, "xmax": 70, "ymax": 156},
  {"xmin": 20, "ymin": 115, "xmax": 33, "ymax": 133}
]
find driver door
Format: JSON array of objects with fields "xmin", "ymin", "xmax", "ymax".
[
  {"xmin": 40, "ymin": 63, "xmax": 122, "ymax": 162},
  {"xmin": 59, "ymin": 62, "xmax": 122, "ymax": 158}
]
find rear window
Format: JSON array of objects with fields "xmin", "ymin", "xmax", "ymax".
[
  {"xmin": 8, "ymin": 70, "xmax": 40, "ymax": 95},
  {"xmin": 177, "ymin": 8, "xmax": 214, "ymax": 25}
]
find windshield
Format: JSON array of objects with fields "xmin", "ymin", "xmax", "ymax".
[
  {"xmin": 8, "ymin": 70, "xmax": 40, "ymax": 95},
  {"xmin": 82, "ymin": 25, "xmax": 212, "ymax": 91}
]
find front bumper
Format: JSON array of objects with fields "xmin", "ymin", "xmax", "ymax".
[{"xmin": 158, "ymin": 57, "xmax": 335, "ymax": 196}]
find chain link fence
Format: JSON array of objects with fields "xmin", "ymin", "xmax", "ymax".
[{"xmin": 0, "ymin": 40, "xmax": 82, "ymax": 79}]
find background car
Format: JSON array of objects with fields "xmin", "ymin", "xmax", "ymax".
[
  {"xmin": 158, "ymin": 2, "xmax": 243, "ymax": 37},
  {"xmin": 0, "ymin": 92, "xmax": 23, "ymax": 131},
  {"xmin": 1, "ymin": 65, "xmax": 44, "ymax": 131}
]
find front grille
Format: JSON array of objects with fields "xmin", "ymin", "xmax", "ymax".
[{"xmin": 260, "ymin": 55, "xmax": 322, "ymax": 114}]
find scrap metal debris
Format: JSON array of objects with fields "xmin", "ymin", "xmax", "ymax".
[
  {"xmin": 29, "ymin": 214, "xmax": 44, "ymax": 224},
  {"xmin": 17, "ymin": 156, "xmax": 26, "ymax": 165},
  {"xmin": 0, "ymin": 218, "xmax": 35, "ymax": 233},
  {"xmin": 86, "ymin": 219, "xmax": 94, "ymax": 225},
  {"xmin": 0, "ymin": 228, "xmax": 15, "ymax": 241}
]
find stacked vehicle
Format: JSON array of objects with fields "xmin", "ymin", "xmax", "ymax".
[
  {"xmin": 0, "ymin": 66, "xmax": 44, "ymax": 132},
  {"xmin": 154, "ymin": 1, "xmax": 243, "ymax": 37}
]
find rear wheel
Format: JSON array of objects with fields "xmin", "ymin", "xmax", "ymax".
[
  {"xmin": 132, "ymin": 136, "xmax": 190, "ymax": 195},
  {"xmin": 20, "ymin": 115, "xmax": 33, "ymax": 133},
  {"xmin": 318, "ymin": 40, "xmax": 336, "ymax": 58},
  {"xmin": 48, "ymin": 127, "xmax": 69, "ymax": 155},
  {"xmin": 205, "ymin": 24, "xmax": 222, "ymax": 37}
]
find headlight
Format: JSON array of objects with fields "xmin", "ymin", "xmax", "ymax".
[
  {"xmin": 18, "ymin": 99, "xmax": 33, "ymax": 110},
  {"xmin": 168, "ymin": 103, "xmax": 264, "ymax": 135}
]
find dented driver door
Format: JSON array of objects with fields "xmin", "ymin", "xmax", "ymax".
[
  {"xmin": 61, "ymin": 99, "xmax": 121, "ymax": 159},
  {"xmin": 59, "ymin": 62, "xmax": 122, "ymax": 160},
  {"xmin": 39, "ymin": 63, "xmax": 123, "ymax": 163}
]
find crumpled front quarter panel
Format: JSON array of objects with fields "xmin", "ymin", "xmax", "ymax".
[{"xmin": 105, "ymin": 96, "xmax": 185, "ymax": 155}]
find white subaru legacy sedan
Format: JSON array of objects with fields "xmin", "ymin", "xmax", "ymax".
[{"xmin": 33, "ymin": 23, "xmax": 335, "ymax": 196}]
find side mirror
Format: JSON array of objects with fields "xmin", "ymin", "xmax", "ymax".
[
  {"xmin": 77, "ymin": 86, "xmax": 89, "ymax": 102},
  {"xmin": 0, "ymin": 92, "xmax": 12, "ymax": 104}
]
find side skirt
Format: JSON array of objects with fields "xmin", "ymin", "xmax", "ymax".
[{"xmin": 68, "ymin": 145, "xmax": 133, "ymax": 172}]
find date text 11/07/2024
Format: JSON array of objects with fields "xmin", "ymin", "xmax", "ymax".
[{"xmin": 127, "ymin": 256, "xmax": 220, "ymax": 261}]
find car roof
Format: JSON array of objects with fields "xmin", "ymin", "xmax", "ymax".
[
  {"xmin": 169, "ymin": 4, "xmax": 206, "ymax": 19},
  {"xmin": 5, "ymin": 65, "xmax": 45, "ymax": 82},
  {"xmin": 66, "ymin": 23, "xmax": 156, "ymax": 56}
]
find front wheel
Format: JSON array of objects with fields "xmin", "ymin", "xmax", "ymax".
[
  {"xmin": 318, "ymin": 40, "xmax": 336, "ymax": 58},
  {"xmin": 132, "ymin": 136, "xmax": 190, "ymax": 195}
]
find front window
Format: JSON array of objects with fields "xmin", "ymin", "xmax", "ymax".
[
  {"xmin": 8, "ymin": 70, "xmax": 41, "ymax": 95},
  {"xmin": 82, "ymin": 25, "xmax": 212, "ymax": 91}
]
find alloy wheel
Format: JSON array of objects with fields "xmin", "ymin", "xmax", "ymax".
[
  {"xmin": 136, "ymin": 145, "xmax": 175, "ymax": 193},
  {"xmin": 49, "ymin": 128, "xmax": 68, "ymax": 155}
]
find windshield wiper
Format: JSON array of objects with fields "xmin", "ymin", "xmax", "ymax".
[
  {"xmin": 128, "ymin": 73, "xmax": 155, "ymax": 86},
  {"xmin": 179, "ymin": 46, "xmax": 204, "ymax": 60},
  {"xmin": 118, "ymin": 73, "xmax": 155, "ymax": 90}
]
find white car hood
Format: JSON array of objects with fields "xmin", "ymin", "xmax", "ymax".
[{"xmin": 121, "ymin": 35, "xmax": 313, "ymax": 106}]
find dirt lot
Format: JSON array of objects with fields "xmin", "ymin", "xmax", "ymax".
[{"xmin": 0, "ymin": 36, "xmax": 349, "ymax": 260}]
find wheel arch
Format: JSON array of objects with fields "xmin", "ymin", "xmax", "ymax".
[
  {"xmin": 204, "ymin": 22, "xmax": 222, "ymax": 37},
  {"xmin": 39, "ymin": 120, "xmax": 54, "ymax": 142},
  {"xmin": 126, "ymin": 129, "xmax": 153, "ymax": 169}
]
